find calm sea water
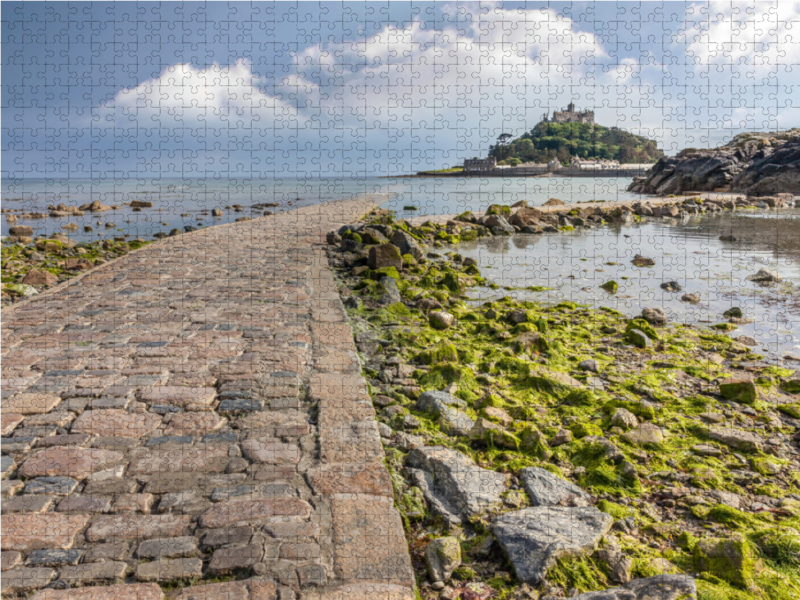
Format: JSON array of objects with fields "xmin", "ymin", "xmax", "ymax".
[
  {"xmin": 455, "ymin": 208, "xmax": 800, "ymax": 360},
  {"xmin": 1, "ymin": 175, "xmax": 645, "ymax": 242}
]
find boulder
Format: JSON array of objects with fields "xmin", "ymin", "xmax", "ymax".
[
  {"xmin": 429, "ymin": 311, "xmax": 455, "ymax": 330},
  {"xmin": 484, "ymin": 214, "xmax": 514, "ymax": 235},
  {"xmin": 468, "ymin": 418, "xmax": 518, "ymax": 449},
  {"xmin": 641, "ymin": 307, "xmax": 666, "ymax": 324},
  {"xmin": 130, "ymin": 200, "xmax": 153, "ymax": 208},
  {"xmin": 543, "ymin": 198, "xmax": 565, "ymax": 206},
  {"xmin": 660, "ymin": 281, "xmax": 683, "ymax": 292},
  {"xmin": 626, "ymin": 329, "xmax": 650, "ymax": 349},
  {"xmin": 746, "ymin": 267, "xmax": 782, "ymax": 283},
  {"xmin": 425, "ymin": 537, "xmax": 461, "ymax": 584},
  {"xmin": 707, "ymin": 426, "xmax": 762, "ymax": 452},
  {"xmin": 631, "ymin": 254, "xmax": 655, "ymax": 267},
  {"xmin": 416, "ymin": 391, "xmax": 473, "ymax": 436},
  {"xmin": 518, "ymin": 467, "xmax": 590, "ymax": 507},
  {"xmin": 719, "ymin": 378, "xmax": 758, "ymax": 404},
  {"xmin": 407, "ymin": 446, "xmax": 508, "ymax": 524},
  {"xmin": 570, "ymin": 575, "xmax": 697, "ymax": 600},
  {"xmin": 693, "ymin": 535, "xmax": 755, "ymax": 589},
  {"xmin": 622, "ymin": 423, "xmax": 664, "ymax": 445},
  {"xmin": 597, "ymin": 546, "xmax": 633, "ymax": 585},
  {"xmin": 9, "ymin": 226, "xmax": 33, "ymax": 236},
  {"xmin": 390, "ymin": 230, "xmax": 425, "ymax": 260},
  {"xmin": 22, "ymin": 269, "xmax": 58, "ymax": 286},
  {"xmin": 493, "ymin": 506, "xmax": 613, "ymax": 584},
  {"xmin": 65, "ymin": 258, "xmax": 93, "ymax": 271},
  {"xmin": 377, "ymin": 276, "xmax": 402, "ymax": 305},
  {"xmin": 508, "ymin": 208, "xmax": 543, "ymax": 229},
  {"xmin": 211, "ymin": 208, "xmax": 224, "ymax": 217},
  {"xmin": 610, "ymin": 408, "xmax": 638, "ymax": 430},
  {"xmin": 417, "ymin": 391, "xmax": 467, "ymax": 412},
  {"xmin": 681, "ymin": 293, "xmax": 700, "ymax": 303},
  {"xmin": 368, "ymin": 243, "xmax": 402, "ymax": 270}
]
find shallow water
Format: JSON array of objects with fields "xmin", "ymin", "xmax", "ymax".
[
  {"xmin": 2, "ymin": 175, "xmax": 643, "ymax": 243},
  {"xmin": 455, "ymin": 208, "xmax": 800, "ymax": 360}
]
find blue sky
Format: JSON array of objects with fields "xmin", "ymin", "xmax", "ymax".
[{"xmin": 2, "ymin": 1, "xmax": 798, "ymax": 178}]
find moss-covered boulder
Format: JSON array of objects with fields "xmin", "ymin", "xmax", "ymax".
[
  {"xmin": 754, "ymin": 528, "xmax": 800, "ymax": 566},
  {"xmin": 514, "ymin": 332, "xmax": 550, "ymax": 355},
  {"xmin": 571, "ymin": 422, "xmax": 603, "ymax": 439},
  {"xmin": 519, "ymin": 426, "xmax": 551, "ymax": 459},
  {"xmin": 718, "ymin": 378, "xmax": 758, "ymax": 405},
  {"xmin": 625, "ymin": 318, "xmax": 659, "ymax": 340},
  {"xmin": 425, "ymin": 536, "xmax": 462, "ymax": 584},
  {"xmin": 417, "ymin": 343, "xmax": 459, "ymax": 365},
  {"xmin": 485, "ymin": 204, "xmax": 511, "ymax": 216},
  {"xmin": 693, "ymin": 535, "xmax": 756, "ymax": 590},
  {"xmin": 367, "ymin": 243, "xmax": 402, "ymax": 270},
  {"xmin": 468, "ymin": 417, "xmax": 519, "ymax": 449},
  {"xmin": 600, "ymin": 280, "xmax": 618, "ymax": 294},
  {"xmin": 780, "ymin": 377, "xmax": 800, "ymax": 394}
]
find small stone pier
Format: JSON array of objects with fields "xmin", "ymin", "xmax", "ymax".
[{"xmin": 0, "ymin": 197, "xmax": 415, "ymax": 599}]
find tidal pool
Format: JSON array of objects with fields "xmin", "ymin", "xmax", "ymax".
[{"xmin": 455, "ymin": 207, "xmax": 800, "ymax": 360}]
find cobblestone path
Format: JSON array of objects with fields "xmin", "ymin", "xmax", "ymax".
[{"xmin": 1, "ymin": 197, "xmax": 415, "ymax": 600}]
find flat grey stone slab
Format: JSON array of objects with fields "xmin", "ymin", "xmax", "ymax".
[
  {"xmin": 493, "ymin": 506, "xmax": 613, "ymax": 584},
  {"xmin": 519, "ymin": 467, "xmax": 591, "ymax": 507}
]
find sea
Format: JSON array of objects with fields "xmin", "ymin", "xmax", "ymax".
[
  {"xmin": 2, "ymin": 174, "xmax": 798, "ymax": 359},
  {"xmin": 2, "ymin": 175, "xmax": 644, "ymax": 242}
]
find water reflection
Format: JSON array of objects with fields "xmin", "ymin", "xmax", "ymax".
[{"xmin": 456, "ymin": 208, "xmax": 800, "ymax": 359}]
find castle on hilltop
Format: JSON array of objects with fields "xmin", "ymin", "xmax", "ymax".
[{"xmin": 544, "ymin": 102, "xmax": 594, "ymax": 125}]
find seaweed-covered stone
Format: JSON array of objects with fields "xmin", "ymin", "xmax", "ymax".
[
  {"xmin": 694, "ymin": 535, "xmax": 755, "ymax": 589},
  {"xmin": 378, "ymin": 276, "xmax": 402, "ymax": 305},
  {"xmin": 390, "ymin": 230, "xmax": 425, "ymax": 260},
  {"xmin": 368, "ymin": 243, "xmax": 402, "ymax": 270},
  {"xmin": 626, "ymin": 328, "xmax": 650, "ymax": 349},
  {"xmin": 417, "ymin": 390, "xmax": 467, "ymax": 413},
  {"xmin": 519, "ymin": 467, "xmax": 590, "ymax": 507},
  {"xmin": 570, "ymin": 575, "xmax": 697, "ymax": 599},
  {"xmin": 407, "ymin": 446, "xmax": 508, "ymax": 525},
  {"xmin": 468, "ymin": 418, "xmax": 518, "ymax": 449},
  {"xmin": 641, "ymin": 307, "xmax": 666, "ymax": 324},
  {"xmin": 622, "ymin": 423, "xmax": 664, "ymax": 446},
  {"xmin": 782, "ymin": 377, "xmax": 800, "ymax": 394},
  {"xmin": 425, "ymin": 536, "xmax": 461, "ymax": 584},
  {"xmin": 719, "ymin": 378, "xmax": 758, "ymax": 404},
  {"xmin": 493, "ymin": 506, "xmax": 613, "ymax": 584},
  {"xmin": 707, "ymin": 426, "xmax": 762, "ymax": 452}
]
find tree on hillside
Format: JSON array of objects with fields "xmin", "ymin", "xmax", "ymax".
[{"xmin": 488, "ymin": 121, "xmax": 662, "ymax": 164}]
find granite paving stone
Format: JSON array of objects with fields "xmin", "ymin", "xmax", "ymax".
[{"xmin": 0, "ymin": 198, "xmax": 412, "ymax": 597}]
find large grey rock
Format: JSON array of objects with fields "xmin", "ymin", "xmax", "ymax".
[
  {"xmin": 425, "ymin": 536, "xmax": 461, "ymax": 584},
  {"xmin": 519, "ymin": 467, "xmax": 590, "ymax": 507},
  {"xmin": 391, "ymin": 230, "xmax": 425, "ymax": 260},
  {"xmin": 571, "ymin": 575, "xmax": 697, "ymax": 599},
  {"xmin": 707, "ymin": 426, "xmax": 762, "ymax": 452},
  {"xmin": 485, "ymin": 214, "xmax": 515, "ymax": 235},
  {"xmin": 417, "ymin": 391, "xmax": 467, "ymax": 412},
  {"xmin": 378, "ymin": 276, "xmax": 402, "ymax": 305},
  {"xmin": 416, "ymin": 390, "xmax": 473, "ymax": 436},
  {"xmin": 493, "ymin": 506, "xmax": 613, "ymax": 584},
  {"xmin": 407, "ymin": 446, "xmax": 508, "ymax": 525}
]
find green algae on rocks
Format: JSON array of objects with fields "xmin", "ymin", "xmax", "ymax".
[{"xmin": 325, "ymin": 205, "xmax": 800, "ymax": 600}]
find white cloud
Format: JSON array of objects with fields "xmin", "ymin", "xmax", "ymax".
[{"xmin": 92, "ymin": 59, "xmax": 299, "ymax": 128}]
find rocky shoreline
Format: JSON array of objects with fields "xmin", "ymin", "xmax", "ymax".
[
  {"xmin": 628, "ymin": 130, "xmax": 800, "ymax": 196},
  {"xmin": 1, "ymin": 202, "xmax": 283, "ymax": 306},
  {"xmin": 324, "ymin": 201, "xmax": 800, "ymax": 600}
]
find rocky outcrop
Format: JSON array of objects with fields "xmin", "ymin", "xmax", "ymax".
[
  {"xmin": 628, "ymin": 135, "xmax": 800, "ymax": 195},
  {"xmin": 406, "ymin": 446, "xmax": 508, "ymax": 525}
]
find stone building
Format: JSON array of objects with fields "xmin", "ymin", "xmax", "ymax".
[
  {"xmin": 547, "ymin": 102, "xmax": 594, "ymax": 125},
  {"xmin": 464, "ymin": 157, "xmax": 497, "ymax": 172}
]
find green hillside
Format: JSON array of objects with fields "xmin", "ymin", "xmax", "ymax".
[{"xmin": 489, "ymin": 121, "xmax": 663, "ymax": 165}]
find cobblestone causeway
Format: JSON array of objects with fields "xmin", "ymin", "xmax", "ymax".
[{"xmin": 1, "ymin": 197, "xmax": 415, "ymax": 600}]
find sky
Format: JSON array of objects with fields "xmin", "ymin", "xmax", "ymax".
[{"xmin": 2, "ymin": 1, "xmax": 799, "ymax": 179}]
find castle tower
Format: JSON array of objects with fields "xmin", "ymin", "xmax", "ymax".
[{"xmin": 567, "ymin": 102, "xmax": 575, "ymax": 113}]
